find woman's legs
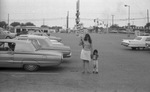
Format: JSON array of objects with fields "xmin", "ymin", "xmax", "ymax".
[
  {"xmin": 82, "ymin": 60, "xmax": 86, "ymax": 73},
  {"xmin": 82, "ymin": 60, "xmax": 90, "ymax": 73},
  {"xmin": 85, "ymin": 60, "xmax": 90, "ymax": 73}
]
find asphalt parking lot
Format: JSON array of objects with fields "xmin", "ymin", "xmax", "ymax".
[{"xmin": 0, "ymin": 33, "xmax": 150, "ymax": 92}]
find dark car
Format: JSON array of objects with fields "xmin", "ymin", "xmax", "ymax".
[{"xmin": 0, "ymin": 39, "xmax": 63, "ymax": 71}]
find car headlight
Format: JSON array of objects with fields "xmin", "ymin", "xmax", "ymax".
[
  {"xmin": 146, "ymin": 43, "xmax": 150, "ymax": 47},
  {"xmin": 61, "ymin": 54, "xmax": 63, "ymax": 62}
]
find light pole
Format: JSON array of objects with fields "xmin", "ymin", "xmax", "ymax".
[
  {"xmin": 124, "ymin": 4, "xmax": 130, "ymax": 37},
  {"xmin": 112, "ymin": 15, "xmax": 114, "ymax": 26}
]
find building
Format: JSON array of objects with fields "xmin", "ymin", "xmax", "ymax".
[{"xmin": 14, "ymin": 26, "xmax": 56, "ymax": 35}]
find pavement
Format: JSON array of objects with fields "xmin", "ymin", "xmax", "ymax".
[{"xmin": 0, "ymin": 33, "xmax": 150, "ymax": 92}]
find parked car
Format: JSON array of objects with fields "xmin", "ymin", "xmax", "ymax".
[
  {"xmin": 121, "ymin": 36, "xmax": 150, "ymax": 50},
  {"xmin": 0, "ymin": 39, "xmax": 63, "ymax": 71},
  {"xmin": 30, "ymin": 32, "xmax": 62, "ymax": 42},
  {"xmin": 20, "ymin": 34, "xmax": 64, "ymax": 46},
  {"xmin": 109, "ymin": 30, "xmax": 118, "ymax": 33},
  {"xmin": 15, "ymin": 35, "xmax": 71, "ymax": 58},
  {"xmin": 0, "ymin": 28, "xmax": 16, "ymax": 39},
  {"xmin": 50, "ymin": 39, "xmax": 64, "ymax": 46},
  {"xmin": 145, "ymin": 37, "xmax": 150, "ymax": 48}
]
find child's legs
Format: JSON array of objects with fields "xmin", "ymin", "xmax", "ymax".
[
  {"xmin": 93, "ymin": 60, "xmax": 96, "ymax": 72},
  {"xmin": 95, "ymin": 60, "xmax": 98, "ymax": 72}
]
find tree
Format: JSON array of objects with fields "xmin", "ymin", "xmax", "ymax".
[
  {"xmin": 41, "ymin": 25, "xmax": 49, "ymax": 28},
  {"xmin": 25, "ymin": 22, "xmax": 35, "ymax": 26},
  {"xmin": 110, "ymin": 24, "xmax": 120, "ymax": 29},
  {"xmin": 145, "ymin": 23, "xmax": 150, "ymax": 32},
  {"xmin": 145, "ymin": 23, "xmax": 150, "ymax": 28},
  {"xmin": 20, "ymin": 23, "xmax": 25, "ymax": 26},
  {"xmin": 10, "ymin": 22, "xmax": 20, "ymax": 27},
  {"xmin": 0, "ymin": 21, "xmax": 7, "ymax": 28}
]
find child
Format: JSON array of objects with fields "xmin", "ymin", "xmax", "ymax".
[{"xmin": 92, "ymin": 49, "xmax": 99, "ymax": 74}]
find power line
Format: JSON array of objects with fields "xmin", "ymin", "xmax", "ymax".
[{"xmin": 2, "ymin": 17, "xmax": 147, "ymax": 23}]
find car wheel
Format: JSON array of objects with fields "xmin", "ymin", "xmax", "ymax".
[
  {"xmin": 24, "ymin": 64, "xmax": 39, "ymax": 71},
  {"xmin": 6, "ymin": 36, "xmax": 11, "ymax": 39},
  {"xmin": 131, "ymin": 47, "xmax": 136, "ymax": 50}
]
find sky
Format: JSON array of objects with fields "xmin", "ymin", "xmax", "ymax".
[{"xmin": 0, "ymin": 0, "xmax": 150, "ymax": 28}]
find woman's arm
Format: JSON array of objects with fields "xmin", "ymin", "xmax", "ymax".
[{"xmin": 79, "ymin": 38, "xmax": 84, "ymax": 48}]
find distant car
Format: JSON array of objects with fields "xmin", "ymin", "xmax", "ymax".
[
  {"xmin": 109, "ymin": 30, "xmax": 118, "ymax": 33},
  {"xmin": 121, "ymin": 36, "xmax": 150, "ymax": 50},
  {"xmin": 15, "ymin": 35, "xmax": 71, "ymax": 58},
  {"xmin": 145, "ymin": 37, "xmax": 150, "ymax": 48},
  {"xmin": 0, "ymin": 39, "xmax": 63, "ymax": 71},
  {"xmin": 119, "ymin": 30, "xmax": 127, "ymax": 34},
  {"xmin": 0, "ymin": 28, "xmax": 16, "ymax": 39},
  {"xmin": 30, "ymin": 32, "xmax": 62, "ymax": 42}
]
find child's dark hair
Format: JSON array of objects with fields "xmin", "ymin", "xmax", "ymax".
[{"xmin": 93, "ymin": 49, "xmax": 98, "ymax": 55}]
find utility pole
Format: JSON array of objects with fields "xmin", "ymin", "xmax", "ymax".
[
  {"xmin": 125, "ymin": 4, "xmax": 130, "ymax": 37},
  {"xmin": 112, "ymin": 15, "xmax": 114, "ymax": 26},
  {"xmin": 147, "ymin": 9, "xmax": 149, "ymax": 23},
  {"xmin": 147, "ymin": 9, "xmax": 149, "ymax": 32},
  {"xmin": 8, "ymin": 14, "xmax": 9, "ymax": 30},
  {"xmin": 43, "ymin": 18, "xmax": 45, "ymax": 25},
  {"xmin": 66, "ymin": 11, "xmax": 69, "ymax": 33}
]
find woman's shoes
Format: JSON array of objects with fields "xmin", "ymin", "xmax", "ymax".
[{"xmin": 93, "ymin": 71, "xmax": 98, "ymax": 74}]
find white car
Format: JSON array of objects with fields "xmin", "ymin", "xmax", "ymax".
[
  {"xmin": 19, "ymin": 34, "xmax": 64, "ymax": 45},
  {"xmin": 121, "ymin": 36, "xmax": 150, "ymax": 50}
]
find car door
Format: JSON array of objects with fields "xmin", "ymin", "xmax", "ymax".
[{"xmin": 0, "ymin": 42, "xmax": 14, "ymax": 67}]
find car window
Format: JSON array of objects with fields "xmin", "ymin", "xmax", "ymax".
[
  {"xmin": 145, "ymin": 37, "xmax": 150, "ymax": 41},
  {"xmin": 38, "ymin": 39, "xmax": 49, "ymax": 48},
  {"xmin": 29, "ymin": 39, "xmax": 41, "ymax": 50},
  {"xmin": 0, "ymin": 42, "xmax": 15, "ymax": 51}
]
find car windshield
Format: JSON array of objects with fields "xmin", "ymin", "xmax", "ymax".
[{"xmin": 134, "ymin": 37, "xmax": 142, "ymax": 40}]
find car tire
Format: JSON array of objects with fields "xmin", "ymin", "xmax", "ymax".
[
  {"xmin": 6, "ymin": 36, "xmax": 11, "ymax": 39},
  {"xmin": 24, "ymin": 64, "xmax": 39, "ymax": 71},
  {"xmin": 131, "ymin": 47, "xmax": 136, "ymax": 50}
]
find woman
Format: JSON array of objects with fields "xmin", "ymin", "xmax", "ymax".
[{"xmin": 79, "ymin": 33, "xmax": 93, "ymax": 74}]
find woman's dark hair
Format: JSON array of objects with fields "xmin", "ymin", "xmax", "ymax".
[
  {"xmin": 93, "ymin": 49, "xmax": 98, "ymax": 55},
  {"xmin": 84, "ymin": 33, "xmax": 92, "ymax": 44}
]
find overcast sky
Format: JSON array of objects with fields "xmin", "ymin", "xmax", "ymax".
[{"xmin": 0, "ymin": 0, "xmax": 150, "ymax": 28}]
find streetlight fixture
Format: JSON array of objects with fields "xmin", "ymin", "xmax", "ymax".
[{"xmin": 124, "ymin": 4, "xmax": 130, "ymax": 37}]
